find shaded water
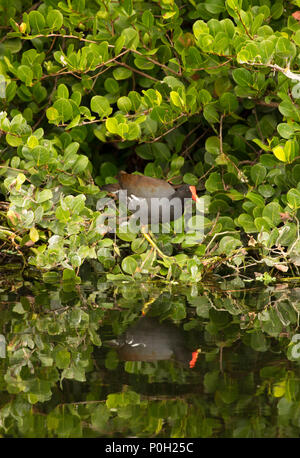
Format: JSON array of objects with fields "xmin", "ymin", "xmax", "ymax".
[{"xmin": 0, "ymin": 269, "xmax": 300, "ymax": 438}]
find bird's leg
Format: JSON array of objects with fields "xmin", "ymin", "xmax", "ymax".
[
  {"xmin": 141, "ymin": 297, "xmax": 156, "ymax": 316},
  {"xmin": 141, "ymin": 226, "xmax": 171, "ymax": 260}
]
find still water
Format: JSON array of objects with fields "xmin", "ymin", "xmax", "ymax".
[{"xmin": 0, "ymin": 269, "xmax": 300, "ymax": 438}]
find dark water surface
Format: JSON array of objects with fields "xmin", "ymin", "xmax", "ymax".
[{"xmin": 1, "ymin": 269, "xmax": 300, "ymax": 438}]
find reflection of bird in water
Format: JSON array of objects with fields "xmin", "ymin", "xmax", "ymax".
[{"xmin": 107, "ymin": 317, "xmax": 200, "ymax": 369}]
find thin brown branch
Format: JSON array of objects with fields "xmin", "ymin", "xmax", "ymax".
[
  {"xmin": 130, "ymin": 48, "xmax": 180, "ymax": 77},
  {"xmin": 144, "ymin": 114, "xmax": 187, "ymax": 143},
  {"xmin": 22, "ymin": 33, "xmax": 97, "ymax": 44},
  {"xmin": 254, "ymin": 100, "xmax": 279, "ymax": 108},
  {"xmin": 192, "ymin": 58, "xmax": 233, "ymax": 71},
  {"xmin": 236, "ymin": 9, "xmax": 253, "ymax": 39},
  {"xmin": 118, "ymin": 61, "xmax": 160, "ymax": 82},
  {"xmin": 182, "ymin": 129, "xmax": 208, "ymax": 158},
  {"xmin": 33, "ymin": 75, "xmax": 58, "ymax": 131},
  {"xmin": 40, "ymin": 48, "xmax": 131, "ymax": 81}
]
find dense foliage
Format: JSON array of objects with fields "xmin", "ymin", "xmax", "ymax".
[
  {"xmin": 2, "ymin": 1, "xmax": 300, "ymax": 438},
  {"xmin": 1, "ymin": 274, "xmax": 300, "ymax": 438},
  {"xmin": 1, "ymin": 0, "xmax": 300, "ymax": 281}
]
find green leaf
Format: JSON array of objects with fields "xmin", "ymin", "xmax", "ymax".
[
  {"xmin": 117, "ymin": 96, "xmax": 132, "ymax": 112},
  {"xmin": 104, "ymin": 78, "xmax": 119, "ymax": 94},
  {"xmin": 105, "ymin": 117, "xmax": 119, "ymax": 134},
  {"xmin": 6, "ymin": 133, "xmax": 23, "ymax": 147},
  {"xmin": 53, "ymin": 98, "xmax": 73, "ymax": 122},
  {"xmin": 254, "ymin": 216, "xmax": 272, "ymax": 231},
  {"xmin": 121, "ymin": 27, "xmax": 139, "ymax": 49},
  {"xmin": 29, "ymin": 226, "xmax": 39, "ymax": 242},
  {"xmin": 134, "ymin": 56, "xmax": 154, "ymax": 70},
  {"xmin": 101, "ymin": 162, "xmax": 118, "ymax": 178},
  {"xmin": 91, "ymin": 405, "xmax": 110, "ymax": 430},
  {"xmin": 170, "ymin": 91, "xmax": 184, "ymax": 108},
  {"xmin": 57, "ymin": 84, "xmax": 69, "ymax": 99},
  {"xmin": 205, "ymin": 136, "xmax": 220, "ymax": 155},
  {"xmin": 32, "ymin": 146, "xmax": 51, "ymax": 165},
  {"xmin": 55, "ymin": 206, "xmax": 70, "ymax": 222},
  {"xmin": 46, "ymin": 107, "xmax": 59, "ymax": 121},
  {"xmin": 126, "ymin": 122, "xmax": 141, "ymax": 140},
  {"xmin": 62, "ymin": 268, "xmax": 81, "ymax": 284},
  {"xmin": 142, "ymin": 10, "xmax": 154, "ymax": 28},
  {"xmin": 258, "ymin": 184, "xmax": 274, "ymax": 198},
  {"xmin": 262, "ymin": 202, "xmax": 282, "ymax": 226},
  {"xmin": 46, "ymin": 9, "xmax": 64, "ymax": 30},
  {"xmin": 287, "ymin": 188, "xmax": 300, "ymax": 210},
  {"xmin": 218, "ymin": 236, "xmax": 242, "ymax": 255},
  {"xmin": 69, "ymin": 253, "xmax": 82, "ymax": 267},
  {"xmin": 27, "ymin": 135, "xmax": 39, "ymax": 149},
  {"xmin": 232, "ymin": 68, "xmax": 252, "ymax": 87},
  {"xmin": 219, "ymin": 92, "xmax": 238, "ymax": 113},
  {"xmin": 203, "ymin": 104, "xmax": 219, "ymax": 124},
  {"xmin": 250, "ymin": 163, "xmax": 266, "ymax": 186},
  {"xmin": 28, "ymin": 10, "xmax": 46, "ymax": 32},
  {"xmin": 193, "ymin": 20, "xmax": 209, "ymax": 40},
  {"xmin": 113, "ymin": 67, "xmax": 133, "ymax": 80},
  {"xmin": 122, "ymin": 0, "xmax": 133, "ymax": 14},
  {"xmin": 250, "ymin": 332, "xmax": 268, "ymax": 352},
  {"xmin": 36, "ymin": 189, "xmax": 53, "ymax": 203},
  {"xmin": 121, "ymin": 256, "xmax": 138, "ymax": 275},
  {"xmin": 205, "ymin": 172, "xmax": 223, "ymax": 192},
  {"xmin": 279, "ymin": 100, "xmax": 300, "ymax": 123},
  {"xmin": 183, "ymin": 173, "xmax": 198, "ymax": 185},
  {"xmin": 272, "ymin": 141, "xmax": 298, "ymax": 163},
  {"xmin": 90, "ymin": 96, "xmax": 112, "ymax": 119},
  {"xmin": 277, "ymin": 123, "xmax": 299, "ymax": 139},
  {"xmin": 55, "ymin": 349, "xmax": 71, "ymax": 369},
  {"xmin": 271, "ymin": 2, "xmax": 283, "ymax": 19},
  {"xmin": 152, "ymin": 142, "xmax": 170, "ymax": 161},
  {"xmin": 237, "ymin": 213, "xmax": 257, "ymax": 232},
  {"xmin": 43, "ymin": 272, "xmax": 60, "ymax": 283},
  {"xmin": 72, "ymin": 155, "xmax": 89, "ymax": 174},
  {"xmin": 276, "ymin": 37, "xmax": 296, "ymax": 59},
  {"xmin": 246, "ymin": 191, "xmax": 265, "ymax": 207},
  {"xmin": 284, "ymin": 140, "xmax": 299, "ymax": 162},
  {"xmin": 17, "ymin": 65, "xmax": 33, "ymax": 85},
  {"xmin": 198, "ymin": 89, "xmax": 212, "ymax": 105},
  {"xmin": 114, "ymin": 35, "xmax": 125, "ymax": 56},
  {"xmin": 131, "ymin": 237, "xmax": 148, "ymax": 254}
]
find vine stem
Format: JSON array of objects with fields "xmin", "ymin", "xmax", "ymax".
[{"xmin": 141, "ymin": 227, "xmax": 172, "ymax": 261}]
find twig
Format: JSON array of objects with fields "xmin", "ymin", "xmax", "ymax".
[
  {"xmin": 40, "ymin": 48, "xmax": 131, "ymax": 81},
  {"xmin": 205, "ymin": 230, "xmax": 239, "ymax": 254},
  {"xmin": 130, "ymin": 48, "xmax": 180, "ymax": 77},
  {"xmin": 21, "ymin": 33, "xmax": 98, "ymax": 44},
  {"xmin": 236, "ymin": 9, "xmax": 253, "ymax": 39},
  {"xmin": 242, "ymin": 62, "xmax": 300, "ymax": 83},
  {"xmin": 192, "ymin": 58, "xmax": 233, "ymax": 71},
  {"xmin": 33, "ymin": 75, "xmax": 58, "ymax": 131},
  {"xmin": 219, "ymin": 113, "xmax": 224, "ymax": 155},
  {"xmin": 144, "ymin": 114, "xmax": 187, "ymax": 143},
  {"xmin": 181, "ymin": 130, "xmax": 207, "ymax": 158},
  {"xmin": 253, "ymin": 108, "xmax": 264, "ymax": 142},
  {"xmin": 118, "ymin": 61, "xmax": 160, "ymax": 83}
]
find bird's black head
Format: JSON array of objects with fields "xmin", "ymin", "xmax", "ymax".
[{"xmin": 173, "ymin": 184, "xmax": 198, "ymax": 201}]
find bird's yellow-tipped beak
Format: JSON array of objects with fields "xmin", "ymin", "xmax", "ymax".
[{"xmin": 189, "ymin": 185, "xmax": 198, "ymax": 202}]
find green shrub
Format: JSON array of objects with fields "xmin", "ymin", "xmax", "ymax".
[{"xmin": 1, "ymin": 0, "xmax": 300, "ymax": 281}]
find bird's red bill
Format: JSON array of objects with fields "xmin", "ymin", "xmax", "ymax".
[
  {"xmin": 189, "ymin": 185, "xmax": 198, "ymax": 202},
  {"xmin": 189, "ymin": 349, "xmax": 200, "ymax": 368},
  {"xmin": 293, "ymin": 11, "xmax": 300, "ymax": 21}
]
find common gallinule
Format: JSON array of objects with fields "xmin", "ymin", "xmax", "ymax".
[
  {"xmin": 107, "ymin": 317, "xmax": 199, "ymax": 369},
  {"xmin": 103, "ymin": 171, "xmax": 198, "ymax": 225}
]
